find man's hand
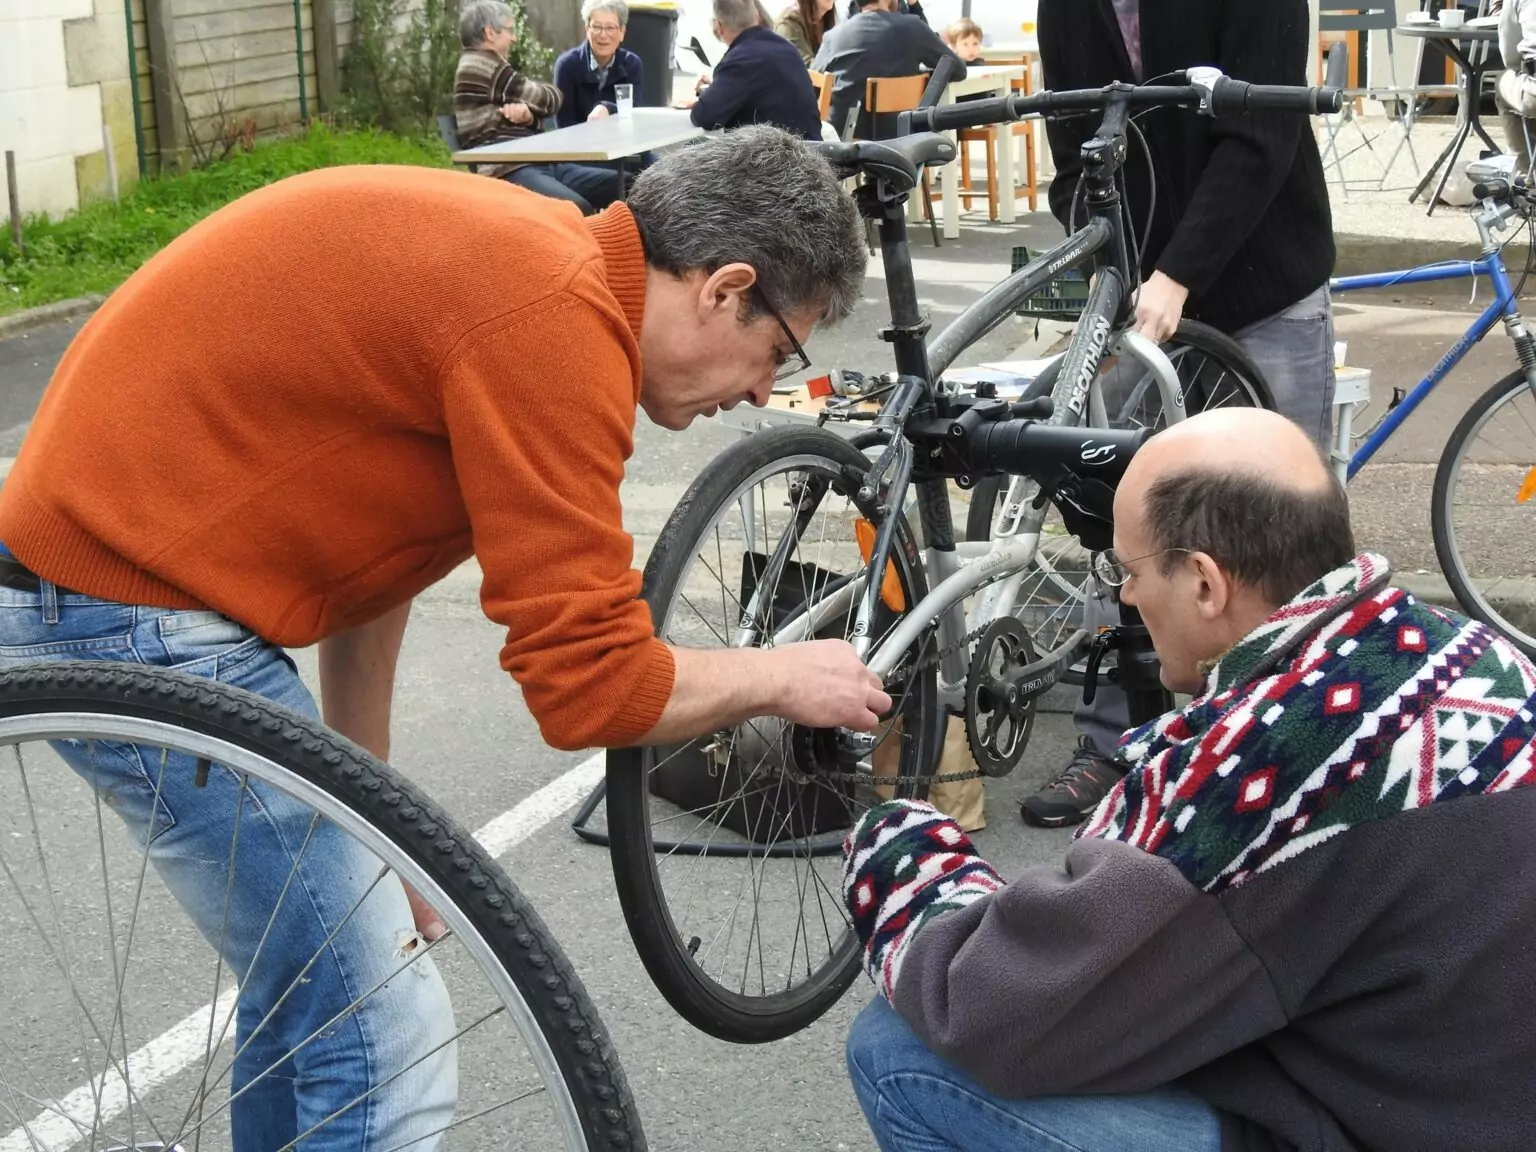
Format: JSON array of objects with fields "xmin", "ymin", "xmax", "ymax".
[
  {"xmin": 641, "ymin": 640, "xmax": 893, "ymax": 746},
  {"xmin": 1133, "ymin": 271, "xmax": 1189, "ymax": 344},
  {"xmin": 587, "ymin": 105, "xmax": 612, "ymax": 120},
  {"xmin": 404, "ymin": 883, "xmax": 447, "ymax": 942},
  {"xmin": 762, "ymin": 639, "xmax": 892, "ymax": 731},
  {"xmin": 695, "ymin": 71, "xmax": 712, "ymax": 93},
  {"xmin": 501, "ymin": 101, "xmax": 533, "ymax": 125}
]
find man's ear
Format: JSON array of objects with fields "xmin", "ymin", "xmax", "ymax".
[
  {"xmin": 695, "ymin": 261, "xmax": 758, "ymax": 322},
  {"xmin": 1189, "ymin": 551, "xmax": 1231, "ymax": 622}
]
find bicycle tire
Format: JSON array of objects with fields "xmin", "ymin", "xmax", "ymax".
[
  {"xmin": 1431, "ymin": 368, "xmax": 1536, "ymax": 658},
  {"xmin": 606, "ymin": 425, "xmax": 940, "ymax": 1044},
  {"xmin": 0, "ymin": 661, "xmax": 646, "ymax": 1152},
  {"xmin": 963, "ymin": 319, "xmax": 1273, "ymax": 683}
]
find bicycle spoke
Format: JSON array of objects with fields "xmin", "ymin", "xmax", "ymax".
[{"xmin": 373, "ymin": 1083, "xmax": 550, "ymax": 1152}]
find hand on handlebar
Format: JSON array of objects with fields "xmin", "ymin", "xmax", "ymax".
[{"xmin": 1133, "ymin": 272, "xmax": 1188, "ymax": 344}]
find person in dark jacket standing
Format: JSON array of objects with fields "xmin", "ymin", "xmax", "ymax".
[
  {"xmin": 682, "ymin": 0, "xmax": 824, "ymax": 140},
  {"xmin": 1017, "ymin": 0, "xmax": 1341, "ymax": 832},
  {"xmin": 553, "ymin": 0, "xmax": 645, "ymax": 127}
]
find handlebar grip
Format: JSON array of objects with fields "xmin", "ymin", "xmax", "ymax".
[
  {"xmin": 965, "ymin": 421, "xmax": 1146, "ymax": 485},
  {"xmin": 906, "ymin": 94, "xmax": 1016, "ymax": 133},
  {"xmin": 1208, "ymin": 76, "xmax": 1344, "ymax": 116},
  {"xmin": 918, "ymin": 55, "xmax": 963, "ymax": 110}
]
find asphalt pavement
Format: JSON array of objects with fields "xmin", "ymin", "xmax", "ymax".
[{"xmin": 0, "ymin": 208, "xmax": 1526, "ymax": 1151}]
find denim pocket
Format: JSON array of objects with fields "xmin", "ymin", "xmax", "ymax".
[{"xmin": 156, "ymin": 609, "xmax": 264, "ymax": 675}]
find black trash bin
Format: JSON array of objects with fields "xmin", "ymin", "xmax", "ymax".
[{"xmin": 625, "ymin": 1, "xmax": 680, "ymax": 107}]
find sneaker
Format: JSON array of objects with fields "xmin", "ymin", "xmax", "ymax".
[{"xmin": 1020, "ymin": 737, "xmax": 1128, "ymax": 828}]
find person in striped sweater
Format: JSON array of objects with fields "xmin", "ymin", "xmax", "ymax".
[
  {"xmin": 843, "ymin": 407, "xmax": 1536, "ymax": 1152},
  {"xmin": 454, "ymin": 0, "xmax": 619, "ymax": 213}
]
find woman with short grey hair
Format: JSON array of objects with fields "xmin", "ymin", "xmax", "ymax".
[
  {"xmin": 458, "ymin": 0, "xmax": 516, "ymax": 48},
  {"xmin": 554, "ymin": 0, "xmax": 646, "ymax": 126}
]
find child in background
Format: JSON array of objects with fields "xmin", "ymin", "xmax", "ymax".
[{"xmin": 942, "ymin": 17, "xmax": 985, "ymax": 62}]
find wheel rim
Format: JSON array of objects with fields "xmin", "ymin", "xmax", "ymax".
[
  {"xmin": 1440, "ymin": 381, "xmax": 1536, "ymax": 652},
  {"xmin": 0, "ymin": 708, "xmax": 600, "ymax": 1152},
  {"xmin": 629, "ymin": 451, "xmax": 932, "ymax": 1017}
]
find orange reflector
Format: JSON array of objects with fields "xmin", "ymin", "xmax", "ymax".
[
  {"xmin": 855, "ymin": 519, "xmax": 906, "ymax": 612},
  {"xmin": 806, "ymin": 374, "xmax": 835, "ymax": 398},
  {"xmin": 1518, "ymin": 465, "xmax": 1536, "ymax": 505}
]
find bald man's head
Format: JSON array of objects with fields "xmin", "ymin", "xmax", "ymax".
[
  {"xmin": 1110, "ymin": 409, "xmax": 1355, "ymax": 693},
  {"xmin": 1114, "ymin": 408, "xmax": 1353, "ymax": 607}
]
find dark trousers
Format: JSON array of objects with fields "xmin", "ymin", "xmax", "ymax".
[{"xmin": 504, "ymin": 162, "xmax": 620, "ymax": 214}]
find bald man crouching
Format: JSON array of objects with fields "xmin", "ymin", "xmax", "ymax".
[{"xmin": 838, "ymin": 408, "xmax": 1536, "ymax": 1152}]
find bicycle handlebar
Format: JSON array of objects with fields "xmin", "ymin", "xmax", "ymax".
[
  {"xmin": 905, "ymin": 68, "xmax": 1343, "ymax": 134},
  {"xmin": 918, "ymin": 55, "xmax": 963, "ymax": 111}
]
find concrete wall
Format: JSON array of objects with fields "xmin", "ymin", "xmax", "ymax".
[{"xmin": 1, "ymin": 0, "xmax": 144, "ymax": 220}]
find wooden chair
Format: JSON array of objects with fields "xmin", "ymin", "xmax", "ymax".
[
  {"xmin": 958, "ymin": 126, "xmax": 1000, "ymax": 220},
  {"xmin": 808, "ymin": 69, "xmax": 835, "ymax": 123},
  {"xmin": 1009, "ymin": 62, "xmax": 1039, "ymax": 212},
  {"xmin": 863, "ymin": 75, "xmax": 941, "ymax": 246}
]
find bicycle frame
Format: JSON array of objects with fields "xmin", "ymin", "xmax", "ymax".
[{"xmin": 1330, "ymin": 199, "xmax": 1536, "ymax": 482}]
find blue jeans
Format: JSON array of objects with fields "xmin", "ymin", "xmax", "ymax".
[
  {"xmin": 504, "ymin": 161, "xmax": 620, "ymax": 213},
  {"xmin": 846, "ymin": 998, "xmax": 1222, "ymax": 1152},
  {"xmin": 0, "ymin": 569, "xmax": 458, "ymax": 1151}
]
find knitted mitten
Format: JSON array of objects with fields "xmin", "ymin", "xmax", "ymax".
[{"xmin": 842, "ymin": 799, "xmax": 1003, "ymax": 1000}]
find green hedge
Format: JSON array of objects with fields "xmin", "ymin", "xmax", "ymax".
[{"xmin": 0, "ymin": 125, "xmax": 453, "ymax": 317}]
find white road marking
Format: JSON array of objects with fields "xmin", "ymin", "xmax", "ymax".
[{"xmin": 0, "ymin": 751, "xmax": 607, "ymax": 1152}]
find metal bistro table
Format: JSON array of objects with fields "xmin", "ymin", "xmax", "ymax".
[
  {"xmin": 1397, "ymin": 22, "xmax": 1502, "ymax": 214},
  {"xmin": 452, "ymin": 108, "xmax": 705, "ymax": 198}
]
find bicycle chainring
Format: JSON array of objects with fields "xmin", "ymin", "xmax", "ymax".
[{"xmin": 964, "ymin": 616, "xmax": 1040, "ymax": 778}]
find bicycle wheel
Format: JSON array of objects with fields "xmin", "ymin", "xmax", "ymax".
[
  {"xmin": 964, "ymin": 318, "xmax": 1274, "ymax": 673},
  {"xmin": 1431, "ymin": 369, "xmax": 1536, "ymax": 657},
  {"xmin": 0, "ymin": 662, "xmax": 644, "ymax": 1152},
  {"xmin": 606, "ymin": 425, "xmax": 941, "ymax": 1044}
]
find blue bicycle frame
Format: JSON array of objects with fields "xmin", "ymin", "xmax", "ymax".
[{"xmin": 1330, "ymin": 253, "xmax": 1519, "ymax": 482}]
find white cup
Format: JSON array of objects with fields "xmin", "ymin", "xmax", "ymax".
[
  {"xmin": 1438, "ymin": 8, "xmax": 1465, "ymax": 28},
  {"xmin": 615, "ymin": 83, "xmax": 634, "ymax": 117}
]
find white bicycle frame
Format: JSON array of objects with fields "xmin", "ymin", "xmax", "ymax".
[{"xmin": 759, "ymin": 330, "xmax": 1185, "ymax": 710}]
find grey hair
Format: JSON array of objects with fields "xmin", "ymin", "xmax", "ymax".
[
  {"xmin": 459, "ymin": 0, "xmax": 515, "ymax": 47},
  {"xmin": 713, "ymin": 0, "xmax": 760, "ymax": 33},
  {"xmin": 581, "ymin": 0, "xmax": 629, "ymax": 24},
  {"xmin": 627, "ymin": 126, "xmax": 867, "ymax": 324}
]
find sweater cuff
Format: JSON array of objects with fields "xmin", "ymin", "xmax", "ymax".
[{"xmin": 842, "ymin": 800, "xmax": 1004, "ymax": 1000}]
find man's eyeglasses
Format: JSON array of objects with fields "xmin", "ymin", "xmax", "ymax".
[
  {"xmin": 753, "ymin": 289, "xmax": 812, "ymax": 381},
  {"xmin": 587, "ymin": 22, "xmax": 623, "ymax": 33},
  {"xmin": 1090, "ymin": 547, "xmax": 1192, "ymax": 588}
]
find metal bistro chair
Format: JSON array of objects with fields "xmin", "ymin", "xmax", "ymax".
[
  {"xmin": 436, "ymin": 113, "xmax": 481, "ymax": 175},
  {"xmin": 1316, "ymin": 2, "xmax": 1463, "ymax": 195}
]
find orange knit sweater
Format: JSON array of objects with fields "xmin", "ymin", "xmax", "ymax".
[{"xmin": 0, "ymin": 166, "xmax": 675, "ymax": 751}]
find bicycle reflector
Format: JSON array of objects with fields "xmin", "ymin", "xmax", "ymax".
[
  {"xmin": 1518, "ymin": 464, "xmax": 1536, "ymax": 505},
  {"xmin": 854, "ymin": 519, "xmax": 906, "ymax": 612}
]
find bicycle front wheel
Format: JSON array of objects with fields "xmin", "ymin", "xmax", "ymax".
[
  {"xmin": 606, "ymin": 425, "xmax": 941, "ymax": 1044},
  {"xmin": 1431, "ymin": 369, "xmax": 1536, "ymax": 657},
  {"xmin": 0, "ymin": 662, "xmax": 644, "ymax": 1151}
]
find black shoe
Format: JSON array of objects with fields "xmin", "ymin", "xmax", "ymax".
[{"xmin": 1020, "ymin": 737, "xmax": 1128, "ymax": 828}]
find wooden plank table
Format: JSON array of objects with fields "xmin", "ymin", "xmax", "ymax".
[{"xmin": 452, "ymin": 109, "xmax": 704, "ymax": 197}]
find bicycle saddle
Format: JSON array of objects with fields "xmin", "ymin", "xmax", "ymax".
[{"xmin": 813, "ymin": 133, "xmax": 957, "ymax": 194}]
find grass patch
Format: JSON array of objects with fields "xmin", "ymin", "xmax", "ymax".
[{"xmin": 0, "ymin": 123, "xmax": 452, "ymax": 317}]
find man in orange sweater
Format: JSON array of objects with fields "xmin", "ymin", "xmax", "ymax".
[{"xmin": 0, "ymin": 126, "xmax": 878, "ymax": 1149}]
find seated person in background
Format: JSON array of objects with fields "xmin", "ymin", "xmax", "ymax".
[
  {"xmin": 454, "ymin": 0, "xmax": 618, "ymax": 213},
  {"xmin": 1499, "ymin": 0, "xmax": 1536, "ymax": 171},
  {"xmin": 553, "ymin": 0, "xmax": 643, "ymax": 126},
  {"xmin": 776, "ymin": 0, "xmax": 838, "ymax": 66},
  {"xmin": 940, "ymin": 16, "xmax": 984, "ymax": 62},
  {"xmin": 842, "ymin": 406, "xmax": 1536, "ymax": 1152},
  {"xmin": 681, "ymin": 0, "xmax": 824, "ymax": 140},
  {"xmin": 814, "ymin": 0, "xmax": 962, "ymax": 138}
]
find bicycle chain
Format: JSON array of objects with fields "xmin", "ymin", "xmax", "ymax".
[{"xmin": 821, "ymin": 618, "xmax": 996, "ymax": 789}]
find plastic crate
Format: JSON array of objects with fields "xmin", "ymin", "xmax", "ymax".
[{"xmin": 1010, "ymin": 246, "xmax": 1089, "ymax": 320}]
